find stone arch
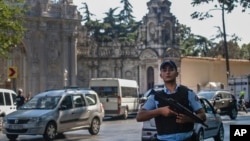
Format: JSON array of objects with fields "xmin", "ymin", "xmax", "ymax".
[
  {"xmin": 139, "ymin": 49, "xmax": 159, "ymax": 60},
  {"xmin": 125, "ymin": 70, "xmax": 133, "ymax": 80},
  {"xmin": 100, "ymin": 70, "xmax": 109, "ymax": 78}
]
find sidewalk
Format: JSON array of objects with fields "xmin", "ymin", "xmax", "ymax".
[{"xmin": 238, "ymin": 108, "xmax": 249, "ymax": 116}]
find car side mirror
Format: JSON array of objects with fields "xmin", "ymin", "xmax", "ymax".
[
  {"xmin": 59, "ymin": 105, "xmax": 67, "ymax": 110},
  {"xmin": 139, "ymin": 94, "xmax": 143, "ymax": 98},
  {"xmin": 139, "ymin": 97, "xmax": 147, "ymax": 104},
  {"xmin": 215, "ymin": 97, "xmax": 220, "ymax": 100}
]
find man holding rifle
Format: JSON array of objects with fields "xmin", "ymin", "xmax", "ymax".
[{"xmin": 136, "ymin": 60, "xmax": 206, "ymax": 141}]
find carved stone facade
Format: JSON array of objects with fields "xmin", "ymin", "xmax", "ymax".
[
  {"xmin": 0, "ymin": 0, "xmax": 180, "ymax": 95},
  {"xmin": 0, "ymin": 0, "xmax": 81, "ymax": 95},
  {"xmin": 76, "ymin": 0, "xmax": 181, "ymax": 93}
]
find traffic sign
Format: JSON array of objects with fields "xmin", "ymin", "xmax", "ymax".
[{"xmin": 8, "ymin": 66, "xmax": 17, "ymax": 78}]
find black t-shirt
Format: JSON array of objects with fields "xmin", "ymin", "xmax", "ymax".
[{"xmin": 16, "ymin": 95, "xmax": 25, "ymax": 107}]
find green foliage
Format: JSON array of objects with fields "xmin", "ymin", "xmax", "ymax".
[
  {"xmin": 80, "ymin": 0, "xmax": 141, "ymax": 45},
  {"xmin": 241, "ymin": 43, "xmax": 250, "ymax": 59},
  {"xmin": 208, "ymin": 40, "xmax": 241, "ymax": 58},
  {"xmin": 176, "ymin": 22, "xmax": 213, "ymax": 57},
  {"xmin": 189, "ymin": 0, "xmax": 250, "ymax": 59},
  {"xmin": 79, "ymin": 2, "xmax": 95, "ymax": 22},
  {"xmin": 0, "ymin": 0, "xmax": 26, "ymax": 57},
  {"xmin": 119, "ymin": 0, "xmax": 135, "ymax": 24}
]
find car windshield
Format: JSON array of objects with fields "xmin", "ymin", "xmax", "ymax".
[
  {"xmin": 20, "ymin": 96, "xmax": 61, "ymax": 110},
  {"xmin": 197, "ymin": 91, "xmax": 215, "ymax": 100}
]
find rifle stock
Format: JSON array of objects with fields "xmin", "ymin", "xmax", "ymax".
[{"xmin": 150, "ymin": 89, "xmax": 208, "ymax": 128}]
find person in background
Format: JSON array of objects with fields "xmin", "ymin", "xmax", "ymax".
[
  {"xmin": 16, "ymin": 88, "xmax": 25, "ymax": 109},
  {"xmin": 136, "ymin": 60, "xmax": 206, "ymax": 141},
  {"xmin": 25, "ymin": 92, "xmax": 31, "ymax": 102},
  {"xmin": 239, "ymin": 89, "xmax": 248, "ymax": 113}
]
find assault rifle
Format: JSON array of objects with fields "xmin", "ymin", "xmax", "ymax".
[{"xmin": 150, "ymin": 89, "xmax": 208, "ymax": 128}]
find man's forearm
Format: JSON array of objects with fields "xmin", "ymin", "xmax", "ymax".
[{"xmin": 136, "ymin": 109, "xmax": 161, "ymax": 122}]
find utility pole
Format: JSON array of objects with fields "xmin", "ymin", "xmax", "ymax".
[{"xmin": 221, "ymin": 2, "xmax": 230, "ymax": 80}]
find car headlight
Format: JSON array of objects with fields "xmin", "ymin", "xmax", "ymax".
[{"xmin": 29, "ymin": 117, "xmax": 42, "ymax": 123}]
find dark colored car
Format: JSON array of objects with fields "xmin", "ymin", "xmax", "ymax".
[
  {"xmin": 197, "ymin": 89, "xmax": 238, "ymax": 120},
  {"xmin": 139, "ymin": 88, "xmax": 224, "ymax": 141}
]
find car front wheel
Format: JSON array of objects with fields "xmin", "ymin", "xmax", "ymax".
[
  {"xmin": 195, "ymin": 129, "xmax": 204, "ymax": 141},
  {"xmin": 229, "ymin": 107, "xmax": 238, "ymax": 120},
  {"xmin": 214, "ymin": 124, "xmax": 224, "ymax": 141},
  {"xmin": 88, "ymin": 117, "xmax": 100, "ymax": 135},
  {"xmin": 43, "ymin": 122, "xmax": 57, "ymax": 141}
]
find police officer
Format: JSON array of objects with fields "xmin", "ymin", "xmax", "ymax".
[
  {"xmin": 16, "ymin": 88, "xmax": 25, "ymax": 109},
  {"xmin": 136, "ymin": 60, "xmax": 206, "ymax": 141}
]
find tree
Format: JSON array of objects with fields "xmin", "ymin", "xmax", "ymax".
[
  {"xmin": 241, "ymin": 43, "xmax": 250, "ymax": 60},
  {"xmin": 119, "ymin": 0, "xmax": 135, "ymax": 24},
  {"xmin": 0, "ymin": 0, "xmax": 26, "ymax": 57},
  {"xmin": 102, "ymin": 7, "xmax": 120, "ymax": 42},
  {"xmin": 175, "ymin": 22, "xmax": 213, "ymax": 57},
  {"xmin": 79, "ymin": 1, "xmax": 141, "ymax": 45},
  {"xmin": 209, "ymin": 40, "xmax": 240, "ymax": 58},
  {"xmin": 80, "ymin": 2, "xmax": 95, "ymax": 23},
  {"xmin": 117, "ymin": 0, "xmax": 140, "ymax": 44},
  {"xmin": 190, "ymin": 0, "xmax": 242, "ymax": 78}
]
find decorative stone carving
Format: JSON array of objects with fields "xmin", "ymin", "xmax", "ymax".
[{"xmin": 140, "ymin": 49, "xmax": 158, "ymax": 60}]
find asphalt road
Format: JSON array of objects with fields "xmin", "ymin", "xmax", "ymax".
[
  {"xmin": 1, "ymin": 111, "xmax": 250, "ymax": 141},
  {"xmin": 0, "ymin": 115, "xmax": 142, "ymax": 141}
]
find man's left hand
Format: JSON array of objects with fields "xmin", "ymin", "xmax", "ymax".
[{"xmin": 176, "ymin": 113, "xmax": 194, "ymax": 123}]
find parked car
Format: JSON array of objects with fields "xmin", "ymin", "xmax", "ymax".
[
  {"xmin": 139, "ymin": 87, "xmax": 163, "ymax": 108},
  {"xmin": 0, "ymin": 88, "xmax": 17, "ymax": 117},
  {"xmin": 140, "ymin": 88, "xmax": 224, "ymax": 141},
  {"xmin": 2, "ymin": 88, "xmax": 104, "ymax": 141},
  {"xmin": 197, "ymin": 89, "xmax": 238, "ymax": 120}
]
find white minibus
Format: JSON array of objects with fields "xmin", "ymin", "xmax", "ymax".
[{"xmin": 89, "ymin": 78, "xmax": 139, "ymax": 119}]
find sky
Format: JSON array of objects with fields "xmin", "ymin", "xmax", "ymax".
[{"xmin": 72, "ymin": 0, "xmax": 250, "ymax": 46}]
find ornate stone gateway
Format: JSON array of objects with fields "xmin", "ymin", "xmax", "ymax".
[
  {"xmin": 0, "ymin": 0, "xmax": 81, "ymax": 94},
  {"xmin": 0, "ymin": 0, "xmax": 180, "ymax": 95},
  {"xmin": 76, "ymin": 0, "xmax": 181, "ymax": 93}
]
